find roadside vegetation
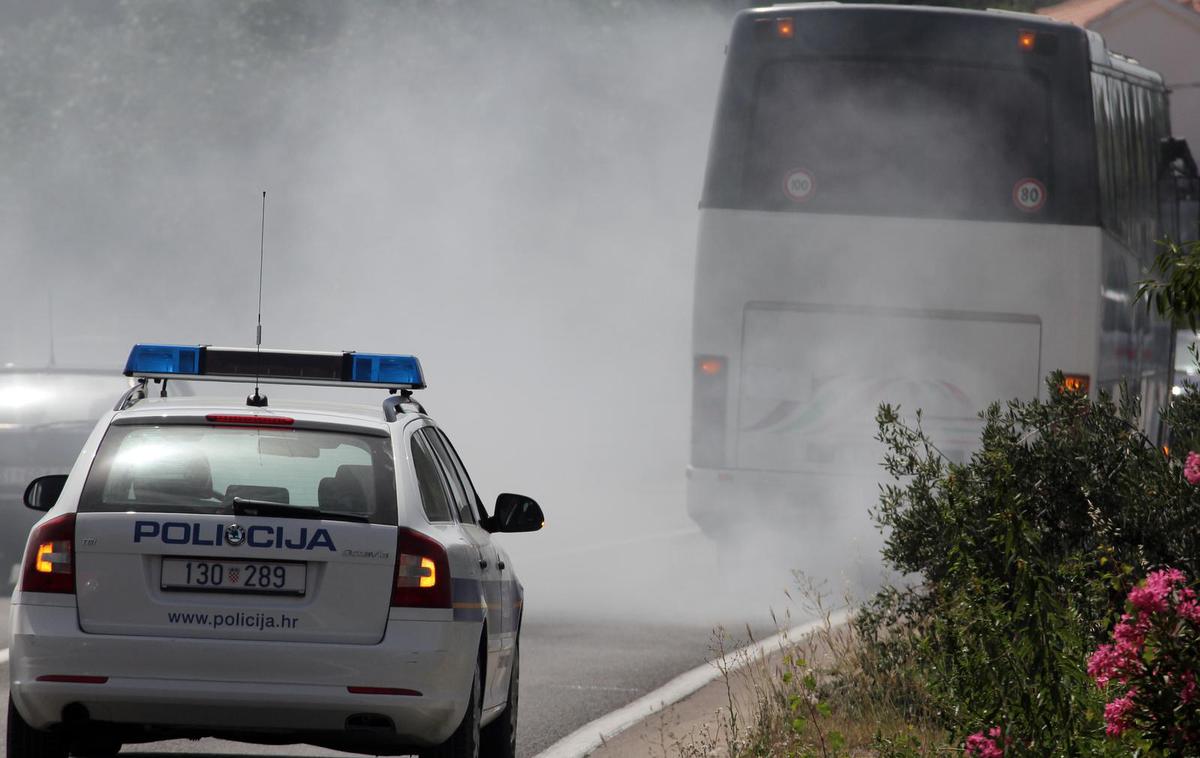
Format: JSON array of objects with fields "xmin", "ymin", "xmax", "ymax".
[{"xmin": 656, "ymin": 240, "xmax": 1200, "ymax": 757}]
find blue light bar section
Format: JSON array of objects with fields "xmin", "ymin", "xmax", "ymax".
[
  {"xmin": 124, "ymin": 343, "xmax": 426, "ymax": 390},
  {"xmin": 124, "ymin": 344, "xmax": 202, "ymax": 376},
  {"xmin": 351, "ymin": 353, "xmax": 425, "ymax": 389}
]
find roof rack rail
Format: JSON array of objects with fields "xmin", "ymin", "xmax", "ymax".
[
  {"xmin": 114, "ymin": 378, "xmax": 148, "ymax": 412},
  {"xmin": 383, "ymin": 390, "xmax": 426, "ymax": 422}
]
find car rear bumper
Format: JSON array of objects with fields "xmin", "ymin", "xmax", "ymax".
[{"xmin": 10, "ymin": 598, "xmax": 478, "ymax": 747}]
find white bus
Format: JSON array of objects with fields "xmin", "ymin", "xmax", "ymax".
[{"xmin": 687, "ymin": 4, "xmax": 1199, "ymax": 539}]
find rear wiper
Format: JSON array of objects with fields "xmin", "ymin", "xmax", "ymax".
[{"xmin": 231, "ymin": 498, "xmax": 370, "ymax": 523}]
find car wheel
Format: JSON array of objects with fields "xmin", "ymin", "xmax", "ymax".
[
  {"xmin": 424, "ymin": 659, "xmax": 481, "ymax": 758},
  {"xmin": 69, "ymin": 738, "xmax": 123, "ymax": 758},
  {"xmin": 480, "ymin": 641, "xmax": 518, "ymax": 758},
  {"xmin": 7, "ymin": 697, "xmax": 67, "ymax": 758}
]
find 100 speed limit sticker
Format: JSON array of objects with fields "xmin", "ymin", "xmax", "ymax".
[
  {"xmin": 783, "ymin": 168, "xmax": 815, "ymax": 203},
  {"xmin": 1012, "ymin": 178, "xmax": 1047, "ymax": 213}
]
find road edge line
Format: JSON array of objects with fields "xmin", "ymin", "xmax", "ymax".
[{"xmin": 532, "ymin": 608, "xmax": 852, "ymax": 758}]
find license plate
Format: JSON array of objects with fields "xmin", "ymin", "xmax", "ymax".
[{"xmin": 161, "ymin": 558, "xmax": 306, "ymax": 595}]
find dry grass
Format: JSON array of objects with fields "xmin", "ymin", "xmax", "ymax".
[{"xmin": 644, "ymin": 582, "xmax": 950, "ymax": 758}]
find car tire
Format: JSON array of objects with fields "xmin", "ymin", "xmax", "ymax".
[
  {"xmin": 480, "ymin": 641, "xmax": 518, "ymax": 758},
  {"xmin": 70, "ymin": 738, "xmax": 123, "ymax": 758},
  {"xmin": 424, "ymin": 659, "xmax": 481, "ymax": 758},
  {"xmin": 7, "ymin": 697, "xmax": 67, "ymax": 758}
]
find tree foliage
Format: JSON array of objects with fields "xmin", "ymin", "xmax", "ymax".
[{"xmin": 1137, "ymin": 239, "xmax": 1200, "ymax": 332}]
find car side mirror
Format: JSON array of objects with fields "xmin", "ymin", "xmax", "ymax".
[
  {"xmin": 485, "ymin": 493, "xmax": 544, "ymax": 533},
  {"xmin": 24, "ymin": 475, "xmax": 69, "ymax": 512}
]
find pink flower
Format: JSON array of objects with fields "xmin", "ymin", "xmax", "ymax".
[
  {"xmin": 1089, "ymin": 644, "xmax": 1121, "ymax": 687},
  {"xmin": 1147, "ymin": 568, "xmax": 1186, "ymax": 595},
  {"xmin": 1179, "ymin": 598, "xmax": 1200, "ymax": 624},
  {"xmin": 1129, "ymin": 586, "xmax": 1168, "ymax": 614},
  {"xmin": 1104, "ymin": 690, "xmax": 1136, "ymax": 737},
  {"xmin": 1185, "ymin": 451, "xmax": 1200, "ymax": 484},
  {"xmin": 965, "ymin": 727, "xmax": 1004, "ymax": 758},
  {"xmin": 1129, "ymin": 570, "xmax": 1185, "ymax": 615},
  {"xmin": 1183, "ymin": 672, "xmax": 1198, "ymax": 705}
]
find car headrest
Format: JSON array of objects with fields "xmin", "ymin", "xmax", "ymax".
[
  {"xmin": 336, "ymin": 465, "xmax": 374, "ymax": 492},
  {"xmin": 319, "ymin": 467, "xmax": 370, "ymax": 514}
]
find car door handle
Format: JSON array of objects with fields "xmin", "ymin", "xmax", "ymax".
[
  {"xmin": 479, "ymin": 559, "xmax": 489, "ymax": 569},
  {"xmin": 497, "ymin": 561, "xmax": 506, "ymax": 571}
]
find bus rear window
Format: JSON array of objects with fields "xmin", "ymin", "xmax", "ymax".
[{"xmin": 741, "ymin": 59, "xmax": 1052, "ymax": 221}]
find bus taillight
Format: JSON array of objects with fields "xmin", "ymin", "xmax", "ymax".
[
  {"xmin": 1060, "ymin": 374, "xmax": 1090, "ymax": 394},
  {"xmin": 776, "ymin": 18, "xmax": 795, "ymax": 39},
  {"xmin": 1018, "ymin": 30, "xmax": 1036, "ymax": 51},
  {"xmin": 699, "ymin": 358, "xmax": 724, "ymax": 376},
  {"xmin": 692, "ymin": 356, "xmax": 728, "ymax": 468}
]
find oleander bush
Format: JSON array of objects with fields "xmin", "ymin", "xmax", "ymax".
[{"xmin": 854, "ymin": 239, "xmax": 1200, "ymax": 756}]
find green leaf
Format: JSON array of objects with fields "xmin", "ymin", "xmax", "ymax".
[{"xmin": 829, "ymin": 731, "xmax": 846, "ymax": 751}]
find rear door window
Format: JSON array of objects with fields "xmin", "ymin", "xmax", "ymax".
[
  {"xmin": 434, "ymin": 429, "xmax": 488, "ymax": 519},
  {"xmin": 422, "ymin": 428, "xmax": 478, "ymax": 525},
  {"xmin": 410, "ymin": 432, "xmax": 454, "ymax": 523}
]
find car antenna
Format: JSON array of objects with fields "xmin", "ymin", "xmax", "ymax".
[
  {"xmin": 247, "ymin": 190, "xmax": 268, "ymax": 408},
  {"xmin": 46, "ymin": 292, "xmax": 56, "ymax": 367}
]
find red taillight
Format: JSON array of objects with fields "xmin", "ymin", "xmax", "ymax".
[
  {"xmin": 391, "ymin": 528, "xmax": 451, "ymax": 609},
  {"xmin": 347, "ymin": 686, "xmax": 422, "ymax": 696},
  {"xmin": 21, "ymin": 513, "xmax": 76, "ymax": 594},
  {"xmin": 776, "ymin": 17, "xmax": 794, "ymax": 38},
  {"xmin": 1018, "ymin": 29, "xmax": 1036, "ymax": 51},
  {"xmin": 36, "ymin": 675, "xmax": 107, "ymax": 684},
  {"xmin": 206, "ymin": 414, "xmax": 294, "ymax": 427}
]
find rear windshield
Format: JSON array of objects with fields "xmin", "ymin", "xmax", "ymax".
[
  {"xmin": 80, "ymin": 424, "xmax": 397, "ymax": 525},
  {"xmin": 740, "ymin": 59, "xmax": 1052, "ymax": 220}
]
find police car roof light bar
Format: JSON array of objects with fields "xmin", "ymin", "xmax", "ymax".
[{"xmin": 124, "ymin": 344, "xmax": 426, "ymax": 390}]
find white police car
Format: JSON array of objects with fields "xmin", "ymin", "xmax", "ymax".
[{"xmin": 8, "ymin": 344, "xmax": 543, "ymax": 758}]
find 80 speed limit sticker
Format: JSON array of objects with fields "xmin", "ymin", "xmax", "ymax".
[
  {"xmin": 1012, "ymin": 178, "xmax": 1047, "ymax": 212},
  {"xmin": 783, "ymin": 168, "xmax": 816, "ymax": 203}
]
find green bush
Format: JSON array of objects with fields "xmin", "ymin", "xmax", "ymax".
[{"xmin": 863, "ymin": 376, "xmax": 1200, "ymax": 754}]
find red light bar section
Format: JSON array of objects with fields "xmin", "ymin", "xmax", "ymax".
[
  {"xmin": 36, "ymin": 675, "xmax": 108, "ymax": 684},
  {"xmin": 205, "ymin": 414, "xmax": 294, "ymax": 427},
  {"xmin": 347, "ymin": 686, "xmax": 423, "ymax": 696}
]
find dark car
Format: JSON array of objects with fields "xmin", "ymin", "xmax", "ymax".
[{"xmin": 0, "ymin": 369, "xmax": 143, "ymax": 591}]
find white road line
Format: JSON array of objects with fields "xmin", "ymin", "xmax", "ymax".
[
  {"xmin": 0, "ymin": 648, "xmax": 8, "ymax": 666},
  {"xmin": 544, "ymin": 684, "xmax": 644, "ymax": 694},
  {"xmin": 533, "ymin": 608, "xmax": 852, "ymax": 758}
]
